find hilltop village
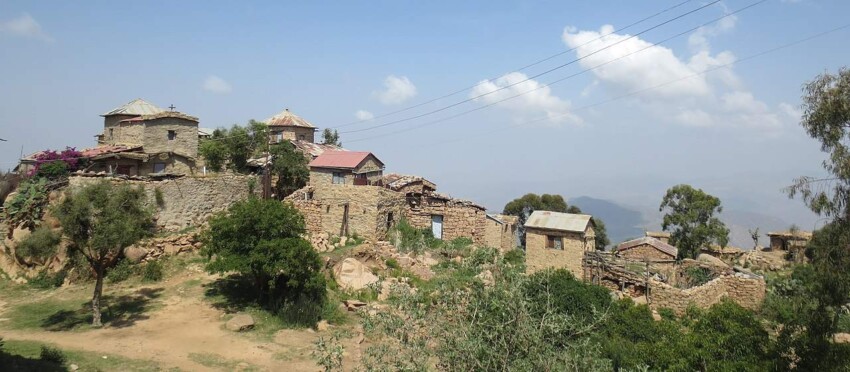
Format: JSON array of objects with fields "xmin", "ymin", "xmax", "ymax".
[{"xmin": 0, "ymin": 97, "xmax": 835, "ymax": 370}]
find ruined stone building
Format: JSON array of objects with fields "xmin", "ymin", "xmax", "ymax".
[
  {"xmin": 615, "ymin": 236, "xmax": 678, "ymax": 278},
  {"xmin": 485, "ymin": 214, "xmax": 520, "ymax": 253},
  {"xmin": 766, "ymin": 230, "xmax": 812, "ymax": 251},
  {"xmin": 524, "ymin": 210, "xmax": 596, "ymax": 277}
]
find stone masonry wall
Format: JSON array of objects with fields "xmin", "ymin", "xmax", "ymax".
[
  {"xmin": 68, "ymin": 174, "xmax": 257, "ymax": 231},
  {"xmin": 404, "ymin": 198, "xmax": 487, "ymax": 245},
  {"xmin": 619, "ymin": 244, "xmax": 675, "ymax": 261},
  {"xmin": 526, "ymin": 227, "xmax": 590, "ymax": 278},
  {"xmin": 649, "ymin": 273, "xmax": 766, "ymax": 315},
  {"xmin": 142, "ymin": 117, "xmax": 199, "ymax": 159}
]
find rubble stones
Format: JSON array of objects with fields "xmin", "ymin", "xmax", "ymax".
[{"xmin": 334, "ymin": 258, "xmax": 380, "ymax": 291}]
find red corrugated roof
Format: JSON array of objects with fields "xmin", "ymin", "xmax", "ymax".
[{"xmin": 309, "ymin": 151, "xmax": 380, "ymax": 169}]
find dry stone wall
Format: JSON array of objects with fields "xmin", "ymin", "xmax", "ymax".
[
  {"xmin": 68, "ymin": 174, "xmax": 257, "ymax": 231},
  {"xmin": 404, "ymin": 198, "xmax": 487, "ymax": 245},
  {"xmin": 649, "ymin": 273, "xmax": 766, "ymax": 315}
]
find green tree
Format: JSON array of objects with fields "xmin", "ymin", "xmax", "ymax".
[
  {"xmin": 593, "ymin": 218, "xmax": 610, "ymax": 250},
  {"xmin": 659, "ymin": 184, "xmax": 729, "ymax": 259},
  {"xmin": 54, "ymin": 182, "xmax": 153, "ymax": 326},
  {"xmin": 269, "ymin": 142, "xmax": 309, "ymax": 199},
  {"xmin": 201, "ymin": 197, "xmax": 326, "ymax": 325},
  {"xmin": 199, "ymin": 121, "xmax": 269, "ymax": 173},
  {"xmin": 199, "ymin": 138, "xmax": 228, "ymax": 172},
  {"xmin": 321, "ymin": 128, "xmax": 341, "ymax": 147}
]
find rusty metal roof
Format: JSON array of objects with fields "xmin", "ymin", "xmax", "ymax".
[
  {"xmin": 309, "ymin": 151, "xmax": 382, "ymax": 170},
  {"xmin": 265, "ymin": 108, "xmax": 316, "ymax": 128},
  {"xmin": 616, "ymin": 237, "xmax": 678, "ymax": 258},
  {"xmin": 381, "ymin": 173, "xmax": 437, "ymax": 192},
  {"xmin": 102, "ymin": 98, "xmax": 165, "ymax": 117},
  {"xmin": 291, "ymin": 140, "xmax": 346, "ymax": 158},
  {"xmin": 524, "ymin": 211, "xmax": 592, "ymax": 233}
]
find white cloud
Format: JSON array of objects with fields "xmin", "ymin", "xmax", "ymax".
[
  {"xmin": 203, "ymin": 75, "xmax": 232, "ymax": 94},
  {"xmin": 687, "ymin": 3, "xmax": 737, "ymax": 52},
  {"xmin": 779, "ymin": 102, "xmax": 802, "ymax": 120},
  {"xmin": 374, "ymin": 75, "xmax": 417, "ymax": 105},
  {"xmin": 355, "ymin": 110, "xmax": 374, "ymax": 121},
  {"xmin": 471, "ymin": 72, "xmax": 582, "ymax": 125},
  {"xmin": 562, "ymin": 24, "xmax": 789, "ymax": 133},
  {"xmin": 0, "ymin": 13, "xmax": 53, "ymax": 42}
]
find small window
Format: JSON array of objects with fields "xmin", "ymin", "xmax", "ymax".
[
  {"xmin": 153, "ymin": 163, "xmax": 166, "ymax": 174},
  {"xmin": 167, "ymin": 130, "xmax": 177, "ymax": 140},
  {"xmin": 546, "ymin": 235, "xmax": 563, "ymax": 250},
  {"xmin": 108, "ymin": 128, "xmax": 114, "ymax": 139},
  {"xmin": 332, "ymin": 172, "xmax": 345, "ymax": 184},
  {"xmin": 298, "ymin": 135, "xmax": 305, "ymax": 140}
]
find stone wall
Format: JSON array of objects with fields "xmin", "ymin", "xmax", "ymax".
[
  {"xmin": 273, "ymin": 127, "xmax": 315, "ymax": 143},
  {"xmin": 483, "ymin": 215, "xmax": 518, "ymax": 252},
  {"xmin": 68, "ymin": 174, "xmax": 257, "ymax": 231},
  {"xmin": 404, "ymin": 196, "xmax": 487, "ymax": 245},
  {"xmin": 526, "ymin": 227, "xmax": 591, "ymax": 278},
  {"xmin": 142, "ymin": 117, "xmax": 199, "ymax": 159},
  {"xmin": 649, "ymin": 273, "xmax": 766, "ymax": 315},
  {"xmin": 286, "ymin": 184, "xmax": 407, "ymax": 241}
]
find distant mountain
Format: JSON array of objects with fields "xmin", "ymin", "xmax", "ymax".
[{"xmin": 570, "ymin": 196, "xmax": 646, "ymax": 247}]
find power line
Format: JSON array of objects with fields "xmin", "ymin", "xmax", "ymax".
[
  {"xmin": 330, "ymin": 0, "xmax": 696, "ymax": 130},
  {"xmin": 411, "ymin": 23, "xmax": 850, "ymax": 149},
  {"xmin": 344, "ymin": 0, "xmax": 765, "ymax": 143},
  {"xmin": 339, "ymin": 0, "xmax": 723, "ymax": 134}
]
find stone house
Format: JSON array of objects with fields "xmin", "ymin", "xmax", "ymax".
[
  {"xmin": 485, "ymin": 214, "xmax": 519, "ymax": 252},
  {"xmin": 266, "ymin": 108, "xmax": 317, "ymax": 144},
  {"xmin": 615, "ymin": 236, "xmax": 678, "ymax": 279},
  {"xmin": 524, "ymin": 211, "xmax": 596, "ymax": 277},
  {"xmin": 766, "ymin": 230, "xmax": 812, "ymax": 251},
  {"xmin": 309, "ymin": 151, "xmax": 385, "ymax": 187},
  {"xmin": 87, "ymin": 99, "xmax": 200, "ymax": 176}
]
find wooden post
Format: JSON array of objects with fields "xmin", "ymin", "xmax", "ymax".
[{"xmin": 340, "ymin": 203, "xmax": 349, "ymax": 237}]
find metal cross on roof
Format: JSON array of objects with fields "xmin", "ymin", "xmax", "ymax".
[{"xmin": 168, "ymin": 104, "xmax": 176, "ymax": 111}]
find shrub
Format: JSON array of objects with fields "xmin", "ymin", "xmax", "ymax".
[
  {"xmin": 107, "ymin": 259, "xmax": 134, "ymax": 283},
  {"xmin": 29, "ymin": 270, "xmax": 65, "ymax": 289},
  {"xmin": 523, "ymin": 269, "xmax": 612, "ymax": 325},
  {"xmin": 15, "ymin": 226, "xmax": 61, "ymax": 262},
  {"xmin": 388, "ymin": 218, "xmax": 437, "ymax": 254},
  {"xmin": 3, "ymin": 178, "xmax": 49, "ymax": 234},
  {"xmin": 35, "ymin": 161, "xmax": 68, "ymax": 179},
  {"xmin": 682, "ymin": 266, "xmax": 714, "ymax": 288},
  {"xmin": 154, "ymin": 187, "xmax": 165, "ymax": 207},
  {"xmin": 39, "ymin": 345, "xmax": 66, "ymax": 365},
  {"xmin": 503, "ymin": 248, "xmax": 525, "ymax": 266},
  {"xmin": 142, "ymin": 261, "xmax": 164, "ymax": 282}
]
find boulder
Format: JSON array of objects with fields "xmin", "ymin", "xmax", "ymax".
[
  {"xmin": 697, "ymin": 253, "xmax": 730, "ymax": 268},
  {"xmin": 226, "ymin": 314, "xmax": 255, "ymax": 332},
  {"xmin": 316, "ymin": 320, "xmax": 330, "ymax": 332},
  {"xmin": 123, "ymin": 246, "xmax": 149, "ymax": 263},
  {"xmin": 339, "ymin": 236, "xmax": 348, "ymax": 246},
  {"xmin": 334, "ymin": 258, "xmax": 379, "ymax": 291}
]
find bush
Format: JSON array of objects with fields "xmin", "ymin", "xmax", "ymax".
[
  {"xmin": 39, "ymin": 346, "xmax": 66, "ymax": 365},
  {"xmin": 3, "ymin": 178, "xmax": 49, "ymax": 234},
  {"xmin": 35, "ymin": 161, "xmax": 69, "ymax": 179},
  {"xmin": 524, "ymin": 269, "xmax": 612, "ymax": 325},
  {"xmin": 107, "ymin": 259, "xmax": 134, "ymax": 283},
  {"xmin": 154, "ymin": 187, "xmax": 165, "ymax": 207},
  {"xmin": 28, "ymin": 270, "xmax": 65, "ymax": 289},
  {"xmin": 142, "ymin": 261, "xmax": 164, "ymax": 282},
  {"xmin": 388, "ymin": 218, "xmax": 439, "ymax": 254},
  {"xmin": 15, "ymin": 226, "xmax": 61, "ymax": 262}
]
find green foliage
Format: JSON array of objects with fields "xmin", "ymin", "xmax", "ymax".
[
  {"xmin": 0, "ymin": 170, "xmax": 20, "ymax": 204},
  {"xmin": 3, "ymin": 178, "xmax": 49, "ymax": 235},
  {"xmin": 153, "ymin": 187, "xmax": 165, "ymax": 207},
  {"xmin": 15, "ymin": 226, "xmax": 61, "ymax": 262},
  {"xmin": 788, "ymin": 67, "xmax": 850, "ymax": 218},
  {"xmin": 201, "ymin": 197, "xmax": 326, "ymax": 326},
  {"xmin": 321, "ymin": 128, "xmax": 341, "ymax": 147},
  {"xmin": 35, "ymin": 161, "xmax": 69, "ymax": 180},
  {"xmin": 247, "ymin": 177, "xmax": 257, "ymax": 195},
  {"xmin": 312, "ymin": 333, "xmax": 344, "ymax": 372},
  {"xmin": 387, "ymin": 218, "xmax": 438, "ymax": 254},
  {"xmin": 681, "ymin": 266, "xmax": 714, "ymax": 288},
  {"xmin": 502, "ymin": 193, "xmax": 609, "ymax": 248},
  {"xmin": 659, "ymin": 184, "xmax": 730, "ymax": 259},
  {"xmin": 39, "ymin": 346, "xmax": 66, "ymax": 365},
  {"xmin": 28, "ymin": 270, "xmax": 65, "ymax": 289},
  {"xmin": 200, "ymin": 121, "xmax": 268, "ymax": 173},
  {"xmin": 269, "ymin": 142, "xmax": 309, "ymax": 199},
  {"xmin": 142, "ymin": 261, "xmax": 164, "ymax": 282},
  {"xmin": 593, "ymin": 217, "xmax": 610, "ymax": 249},
  {"xmin": 107, "ymin": 259, "xmax": 134, "ymax": 283},
  {"xmin": 54, "ymin": 181, "xmax": 154, "ymax": 326}
]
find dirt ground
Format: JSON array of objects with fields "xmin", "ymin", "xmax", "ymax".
[{"xmin": 0, "ymin": 260, "xmax": 363, "ymax": 371}]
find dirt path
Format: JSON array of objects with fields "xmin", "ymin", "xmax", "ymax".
[{"xmin": 0, "ymin": 269, "xmax": 361, "ymax": 371}]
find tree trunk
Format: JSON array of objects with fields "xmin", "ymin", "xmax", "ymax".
[{"xmin": 91, "ymin": 265, "xmax": 105, "ymax": 327}]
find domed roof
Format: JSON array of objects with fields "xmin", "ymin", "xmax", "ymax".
[
  {"xmin": 102, "ymin": 98, "xmax": 165, "ymax": 117},
  {"xmin": 265, "ymin": 108, "xmax": 316, "ymax": 128}
]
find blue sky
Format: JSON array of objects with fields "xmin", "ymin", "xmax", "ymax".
[{"xmin": 1, "ymin": 0, "xmax": 848, "ymax": 229}]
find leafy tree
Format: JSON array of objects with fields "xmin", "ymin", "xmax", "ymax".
[
  {"xmin": 53, "ymin": 181, "xmax": 153, "ymax": 326},
  {"xmin": 269, "ymin": 142, "xmax": 309, "ymax": 199},
  {"xmin": 15, "ymin": 226, "xmax": 61, "ymax": 264},
  {"xmin": 321, "ymin": 128, "xmax": 341, "ymax": 147},
  {"xmin": 199, "ymin": 138, "xmax": 228, "ymax": 172},
  {"xmin": 593, "ymin": 218, "xmax": 610, "ymax": 250},
  {"xmin": 201, "ymin": 197, "xmax": 326, "ymax": 325},
  {"xmin": 199, "ymin": 121, "xmax": 269, "ymax": 173},
  {"xmin": 659, "ymin": 184, "xmax": 729, "ymax": 259}
]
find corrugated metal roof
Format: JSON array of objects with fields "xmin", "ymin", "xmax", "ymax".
[
  {"xmin": 616, "ymin": 237, "xmax": 678, "ymax": 258},
  {"xmin": 102, "ymin": 98, "xmax": 165, "ymax": 117},
  {"xmin": 198, "ymin": 128, "xmax": 215, "ymax": 137},
  {"xmin": 266, "ymin": 108, "xmax": 316, "ymax": 128},
  {"xmin": 524, "ymin": 211, "xmax": 592, "ymax": 233},
  {"xmin": 291, "ymin": 140, "xmax": 346, "ymax": 158},
  {"xmin": 309, "ymin": 151, "xmax": 381, "ymax": 170}
]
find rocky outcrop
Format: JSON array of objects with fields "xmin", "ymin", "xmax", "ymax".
[
  {"xmin": 334, "ymin": 258, "xmax": 379, "ymax": 291},
  {"xmin": 226, "ymin": 314, "xmax": 255, "ymax": 332},
  {"xmin": 123, "ymin": 233, "xmax": 202, "ymax": 263}
]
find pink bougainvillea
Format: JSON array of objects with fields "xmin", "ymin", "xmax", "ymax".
[{"xmin": 28, "ymin": 147, "xmax": 84, "ymax": 176}]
